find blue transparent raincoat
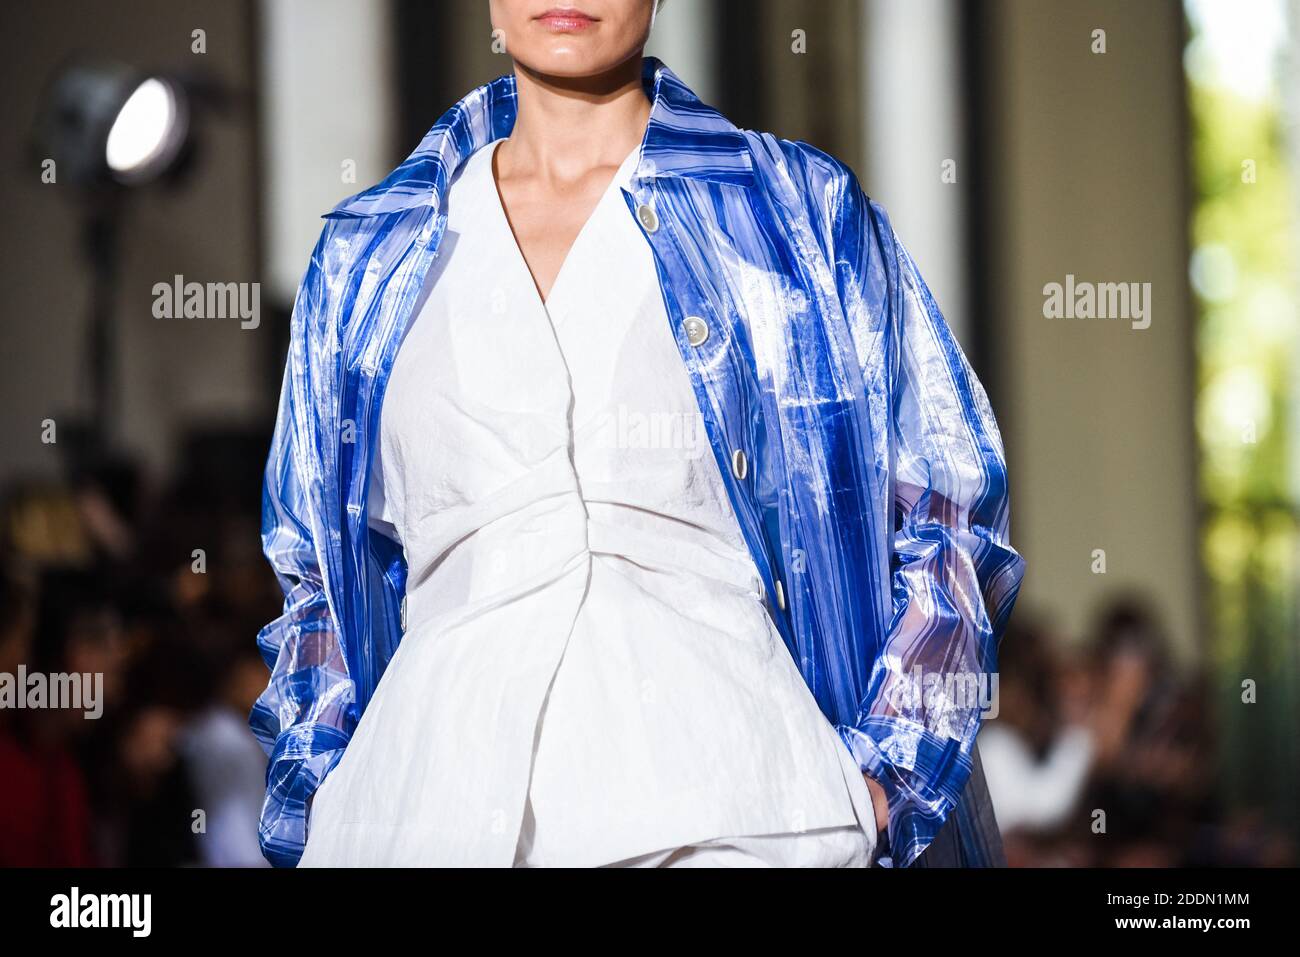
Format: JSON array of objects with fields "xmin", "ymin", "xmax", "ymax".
[{"xmin": 252, "ymin": 58, "xmax": 1024, "ymax": 868}]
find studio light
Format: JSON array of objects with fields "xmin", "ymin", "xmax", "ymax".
[
  {"xmin": 33, "ymin": 59, "xmax": 208, "ymax": 457},
  {"xmin": 104, "ymin": 77, "xmax": 190, "ymax": 184},
  {"xmin": 35, "ymin": 60, "xmax": 195, "ymax": 189}
]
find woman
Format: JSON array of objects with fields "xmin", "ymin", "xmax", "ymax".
[{"xmin": 252, "ymin": 0, "xmax": 1024, "ymax": 868}]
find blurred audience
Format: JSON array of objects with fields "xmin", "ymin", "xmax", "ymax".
[
  {"xmin": 980, "ymin": 617, "xmax": 1098, "ymax": 837},
  {"xmin": 0, "ymin": 430, "xmax": 1294, "ymax": 867},
  {"xmin": 984, "ymin": 599, "xmax": 1295, "ymax": 867},
  {"xmin": 0, "ymin": 431, "xmax": 279, "ymax": 867},
  {"xmin": 0, "ymin": 569, "xmax": 96, "ymax": 866}
]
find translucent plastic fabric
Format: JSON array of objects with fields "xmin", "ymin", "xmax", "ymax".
[{"xmin": 251, "ymin": 57, "xmax": 1024, "ymax": 868}]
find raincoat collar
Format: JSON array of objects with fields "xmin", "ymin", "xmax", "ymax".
[{"xmin": 326, "ymin": 56, "xmax": 755, "ymax": 220}]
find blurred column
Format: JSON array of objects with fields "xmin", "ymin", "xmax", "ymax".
[
  {"xmin": 860, "ymin": 0, "xmax": 970, "ymax": 346},
  {"xmin": 757, "ymin": 0, "xmax": 863, "ymax": 163},
  {"xmin": 257, "ymin": 0, "xmax": 397, "ymax": 306},
  {"xmin": 646, "ymin": 0, "xmax": 720, "ymax": 105},
  {"xmin": 979, "ymin": 0, "xmax": 1198, "ymax": 658}
]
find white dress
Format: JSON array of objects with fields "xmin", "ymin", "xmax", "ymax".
[{"xmin": 299, "ymin": 139, "xmax": 878, "ymax": 868}]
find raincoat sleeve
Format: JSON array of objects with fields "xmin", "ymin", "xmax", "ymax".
[
  {"xmin": 249, "ymin": 227, "xmax": 355, "ymax": 868},
  {"xmin": 828, "ymin": 167, "xmax": 1025, "ymax": 867}
]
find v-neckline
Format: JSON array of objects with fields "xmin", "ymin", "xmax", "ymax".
[{"xmin": 483, "ymin": 139, "xmax": 639, "ymax": 313}]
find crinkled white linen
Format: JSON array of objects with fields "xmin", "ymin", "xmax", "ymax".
[{"xmin": 299, "ymin": 139, "xmax": 876, "ymax": 868}]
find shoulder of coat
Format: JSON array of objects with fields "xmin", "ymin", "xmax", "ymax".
[{"xmin": 743, "ymin": 131, "xmax": 865, "ymax": 213}]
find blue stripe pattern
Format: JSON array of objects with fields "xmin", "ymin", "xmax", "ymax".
[{"xmin": 253, "ymin": 57, "xmax": 1024, "ymax": 867}]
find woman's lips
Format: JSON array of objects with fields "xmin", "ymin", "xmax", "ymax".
[{"xmin": 535, "ymin": 8, "xmax": 598, "ymax": 32}]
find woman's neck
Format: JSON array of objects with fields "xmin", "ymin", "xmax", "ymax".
[{"xmin": 497, "ymin": 55, "xmax": 651, "ymax": 185}]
